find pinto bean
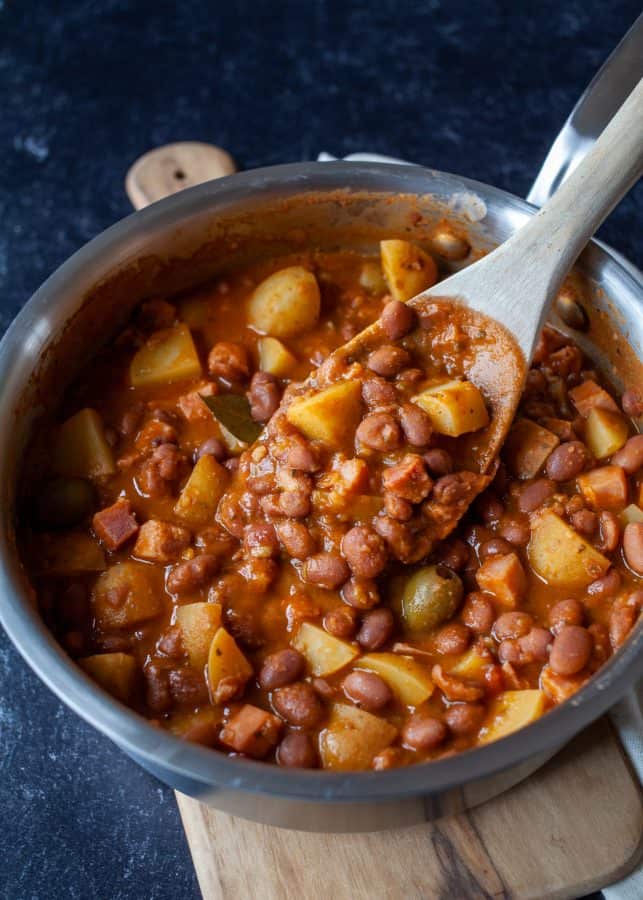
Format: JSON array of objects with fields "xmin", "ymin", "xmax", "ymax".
[
  {"xmin": 342, "ymin": 577, "xmax": 381, "ymax": 610},
  {"xmin": 343, "ymin": 670, "xmax": 392, "ymax": 712},
  {"xmin": 362, "ymin": 376, "xmax": 397, "ymax": 409},
  {"xmin": 433, "ymin": 622, "xmax": 471, "ymax": 655},
  {"xmin": 248, "ymin": 371, "xmax": 281, "ymax": 423},
  {"xmin": 367, "ymin": 344, "xmax": 411, "ymax": 377},
  {"xmin": 323, "ymin": 606, "xmax": 359, "ymax": 639},
  {"xmin": 587, "ymin": 568, "xmax": 622, "ymax": 599},
  {"xmin": 207, "ymin": 341, "xmax": 250, "ymax": 381},
  {"xmin": 477, "ymin": 494, "xmax": 504, "ymax": 525},
  {"xmin": 304, "ymin": 552, "xmax": 350, "ymax": 589},
  {"xmin": 402, "ymin": 714, "xmax": 447, "ymax": 751},
  {"xmin": 399, "ymin": 403, "xmax": 433, "ymax": 446},
  {"xmin": 517, "ymin": 478, "xmax": 556, "ymax": 513},
  {"xmin": 549, "ymin": 598, "xmax": 584, "ymax": 634},
  {"xmin": 461, "ymin": 592, "xmax": 495, "ymax": 634},
  {"xmin": 274, "ymin": 433, "xmax": 319, "ymax": 472},
  {"xmin": 356, "ymin": 412, "xmax": 402, "ymax": 451},
  {"xmin": 356, "ymin": 607, "xmax": 394, "ymax": 650},
  {"xmin": 423, "ymin": 448, "xmax": 453, "ymax": 476},
  {"xmin": 437, "ymin": 538, "xmax": 470, "ymax": 573},
  {"xmin": 546, "ymin": 441, "xmax": 589, "ymax": 481},
  {"xmin": 385, "ymin": 494, "xmax": 413, "ymax": 521},
  {"xmin": 276, "ymin": 520, "xmax": 316, "ymax": 559},
  {"xmin": 571, "ymin": 508, "xmax": 597, "ymax": 535},
  {"xmin": 623, "ymin": 522, "xmax": 643, "ymax": 575},
  {"xmin": 381, "ymin": 299, "xmax": 416, "ymax": 339},
  {"xmin": 479, "ymin": 538, "xmax": 515, "ymax": 560},
  {"xmin": 498, "ymin": 516, "xmax": 531, "ymax": 547},
  {"xmin": 611, "ymin": 435, "xmax": 643, "ymax": 474},
  {"xmin": 168, "ymin": 668, "xmax": 210, "ymax": 706},
  {"xmin": 622, "ymin": 389, "xmax": 643, "ymax": 418},
  {"xmin": 444, "ymin": 703, "xmax": 486, "ymax": 736},
  {"xmin": 597, "ymin": 511, "xmax": 620, "ymax": 553},
  {"xmin": 166, "ymin": 554, "xmax": 219, "ymax": 594},
  {"xmin": 497, "ymin": 639, "xmax": 522, "ymax": 665},
  {"xmin": 493, "ymin": 612, "xmax": 534, "ymax": 641},
  {"xmin": 258, "ymin": 649, "xmax": 306, "ymax": 691},
  {"xmin": 277, "ymin": 732, "xmax": 318, "ymax": 768},
  {"xmin": 550, "ymin": 625, "xmax": 593, "ymax": 675},
  {"xmin": 244, "ymin": 523, "xmax": 280, "ymax": 559},
  {"xmin": 195, "ymin": 437, "xmax": 228, "ymax": 462},
  {"xmin": 518, "ymin": 627, "xmax": 552, "ymax": 662},
  {"xmin": 279, "ymin": 490, "xmax": 311, "ymax": 518},
  {"xmin": 341, "ymin": 525, "xmax": 389, "ymax": 578},
  {"xmin": 608, "ymin": 605, "xmax": 638, "ymax": 650},
  {"xmin": 272, "ymin": 682, "xmax": 323, "ymax": 728}
]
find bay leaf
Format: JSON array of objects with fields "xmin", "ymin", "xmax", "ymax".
[{"xmin": 201, "ymin": 394, "xmax": 262, "ymax": 444}]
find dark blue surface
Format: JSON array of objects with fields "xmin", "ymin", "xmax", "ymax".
[{"xmin": 1, "ymin": 2, "xmax": 640, "ymax": 897}]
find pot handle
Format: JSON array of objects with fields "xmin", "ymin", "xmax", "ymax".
[{"xmin": 527, "ymin": 13, "xmax": 643, "ymax": 207}]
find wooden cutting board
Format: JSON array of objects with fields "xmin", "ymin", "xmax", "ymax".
[{"xmin": 177, "ymin": 718, "xmax": 642, "ymax": 900}]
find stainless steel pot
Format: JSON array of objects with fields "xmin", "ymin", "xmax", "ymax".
[{"xmin": 0, "ymin": 159, "xmax": 642, "ymax": 832}]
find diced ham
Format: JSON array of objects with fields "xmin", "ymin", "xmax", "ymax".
[
  {"xmin": 577, "ymin": 465, "xmax": 628, "ymax": 511},
  {"xmin": 382, "ymin": 454, "xmax": 433, "ymax": 503},
  {"xmin": 177, "ymin": 382, "xmax": 217, "ymax": 423},
  {"xmin": 476, "ymin": 553, "xmax": 527, "ymax": 609},
  {"xmin": 92, "ymin": 498, "xmax": 139, "ymax": 551},
  {"xmin": 569, "ymin": 380, "xmax": 619, "ymax": 418},
  {"xmin": 133, "ymin": 519, "xmax": 191, "ymax": 563},
  {"xmin": 219, "ymin": 704, "xmax": 282, "ymax": 758},
  {"xmin": 504, "ymin": 418, "xmax": 560, "ymax": 479}
]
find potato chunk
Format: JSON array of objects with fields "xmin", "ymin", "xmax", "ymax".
[
  {"xmin": 286, "ymin": 380, "xmax": 362, "ymax": 448},
  {"xmin": 528, "ymin": 510, "xmax": 610, "ymax": 588},
  {"xmin": 52, "ymin": 408, "xmax": 116, "ymax": 479},
  {"xmin": 175, "ymin": 602, "xmax": 222, "ymax": 669},
  {"xmin": 412, "ymin": 379, "xmax": 489, "ymax": 437},
  {"xmin": 480, "ymin": 690, "xmax": 546, "ymax": 744},
  {"xmin": 380, "ymin": 239, "xmax": 438, "ymax": 302},
  {"xmin": 79, "ymin": 653, "xmax": 137, "ymax": 702},
  {"xmin": 133, "ymin": 520, "xmax": 191, "ymax": 563},
  {"xmin": 258, "ymin": 336, "xmax": 297, "ymax": 377},
  {"xmin": 174, "ymin": 455, "xmax": 228, "ymax": 526},
  {"xmin": 577, "ymin": 465, "xmax": 628, "ymax": 510},
  {"xmin": 130, "ymin": 323, "xmax": 202, "ymax": 387},
  {"xmin": 584, "ymin": 407, "xmax": 629, "ymax": 459},
  {"xmin": 248, "ymin": 266, "xmax": 321, "ymax": 338},
  {"xmin": 292, "ymin": 622, "xmax": 359, "ymax": 676},
  {"xmin": 621, "ymin": 503, "xmax": 643, "ymax": 525},
  {"xmin": 35, "ymin": 532, "xmax": 106, "ymax": 575},
  {"xmin": 357, "ymin": 653, "xmax": 434, "ymax": 706},
  {"xmin": 476, "ymin": 553, "xmax": 527, "ymax": 609},
  {"xmin": 207, "ymin": 627, "xmax": 253, "ymax": 700},
  {"xmin": 448, "ymin": 647, "xmax": 490, "ymax": 682},
  {"xmin": 504, "ymin": 418, "xmax": 560, "ymax": 479},
  {"xmin": 319, "ymin": 703, "xmax": 397, "ymax": 770},
  {"xmin": 92, "ymin": 561, "xmax": 161, "ymax": 629}
]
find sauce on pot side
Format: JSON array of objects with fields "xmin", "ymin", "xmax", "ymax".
[{"xmin": 18, "ymin": 239, "xmax": 643, "ymax": 770}]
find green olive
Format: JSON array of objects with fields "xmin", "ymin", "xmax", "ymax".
[
  {"xmin": 400, "ymin": 564, "xmax": 463, "ymax": 633},
  {"xmin": 36, "ymin": 478, "xmax": 96, "ymax": 529}
]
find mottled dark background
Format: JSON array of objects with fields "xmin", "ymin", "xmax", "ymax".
[{"xmin": 1, "ymin": 1, "xmax": 640, "ymax": 897}]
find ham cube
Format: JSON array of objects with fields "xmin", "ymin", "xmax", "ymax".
[
  {"xmin": 133, "ymin": 519, "xmax": 191, "ymax": 563},
  {"xmin": 476, "ymin": 553, "xmax": 527, "ymax": 609},
  {"xmin": 219, "ymin": 704, "xmax": 282, "ymax": 758},
  {"xmin": 92, "ymin": 498, "xmax": 139, "ymax": 551},
  {"xmin": 569, "ymin": 380, "xmax": 619, "ymax": 418}
]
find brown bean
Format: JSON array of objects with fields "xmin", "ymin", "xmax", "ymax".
[
  {"xmin": 343, "ymin": 670, "xmax": 392, "ymax": 712},
  {"xmin": 546, "ymin": 441, "xmax": 589, "ymax": 481},
  {"xmin": 571, "ymin": 508, "xmax": 597, "ymax": 535},
  {"xmin": 357, "ymin": 607, "xmax": 394, "ymax": 650},
  {"xmin": 623, "ymin": 522, "xmax": 643, "ymax": 575},
  {"xmin": 272, "ymin": 682, "xmax": 323, "ymax": 728},
  {"xmin": 622, "ymin": 389, "xmax": 643, "ymax": 418},
  {"xmin": 493, "ymin": 612, "xmax": 533, "ymax": 641},
  {"xmin": 258, "ymin": 649, "xmax": 306, "ymax": 691},
  {"xmin": 207, "ymin": 341, "xmax": 250, "ymax": 382},
  {"xmin": 477, "ymin": 494, "xmax": 504, "ymax": 525},
  {"xmin": 549, "ymin": 598, "xmax": 584, "ymax": 634},
  {"xmin": 168, "ymin": 668, "xmax": 210, "ymax": 706},
  {"xmin": 461, "ymin": 592, "xmax": 495, "ymax": 634},
  {"xmin": 518, "ymin": 627, "xmax": 552, "ymax": 662},
  {"xmin": 517, "ymin": 478, "xmax": 556, "ymax": 513},
  {"xmin": 362, "ymin": 376, "xmax": 397, "ymax": 409},
  {"xmin": 550, "ymin": 625, "xmax": 593, "ymax": 675},
  {"xmin": 274, "ymin": 434, "xmax": 319, "ymax": 472},
  {"xmin": 479, "ymin": 537, "xmax": 515, "ymax": 560},
  {"xmin": 244, "ymin": 523, "xmax": 279, "ymax": 559},
  {"xmin": 323, "ymin": 606, "xmax": 359, "ymax": 639},
  {"xmin": 367, "ymin": 344, "xmax": 411, "ymax": 376},
  {"xmin": 437, "ymin": 538, "xmax": 470, "ymax": 573},
  {"xmin": 372, "ymin": 515, "xmax": 414, "ymax": 562},
  {"xmin": 497, "ymin": 638, "xmax": 522, "ymax": 665},
  {"xmin": 341, "ymin": 525, "xmax": 388, "ymax": 578},
  {"xmin": 195, "ymin": 437, "xmax": 228, "ymax": 462},
  {"xmin": 304, "ymin": 552, "xmax": 350, "ymax": 589},
  {"xmin": 611, "ymin": 435, "xmax": 643, "ymax": 474},
  {"xmin": 597, "ymin": 510, "xmax": 620, "ymax": 553},
  {"xmin": 277, "ymin": 732, "xmax": 318, "ymax": 768},
  {"xmin": 384, "ymin": 494, "xmax": 413, "ymax": 521},
  {"xmin": 498, "ymin": 516, "xmax": 531, "ymax": 547},
  {"xmin": 381, "ymin": 299, "xmax": 416, "ymax": 340},
  {"xmin": 166, "ymin": 554, "xmax": 219, "ymax": 595},
  {"xmin": 444, "ymin": 703, "xmax": 485, "ymax": 736},
  {"xmin": 276, "ymin": 520, "xmax": 316, "ymax": 559},
  {"xmin": 402, "ymin": 714, "xmax": 447, "ymax": 751},
  {"xmin": 279, "ymin": 490, "xmax": 311, "ymax": 518},
  {"xmin": 608, "ymin": 605, "xmax": 638, "ymax": 650},
  {"xmin": 433, "ymin": 622, "xmax": 471, "ymax": 655},
  {"xmin": 423, "ymin": 448, "xmax": 453, "ymax": 476},
  {"xmin": 248, "ymin": 371, "xmax": 281, "ymax": 423},
  {"xmin": 587, "ymin": 568, "xmax": 622, "ymax": 599},
  {"xmin": 399, "ymin": 403, "xmax": 433, "ymax": 446},
  {"xmin": 342, "ymin": 578, "xmax": 381, "ymax": 610},
  {"xmin": 356, "ymin": 412, "xmax": 402, "ymax": 451}
]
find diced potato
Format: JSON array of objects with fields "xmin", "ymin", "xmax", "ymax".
[
  {"xmin": 174, "ymin": 454, "xmax": 228, "ymax": 526},
  {"xmin": 167, "ymin": 707, "xmax": 223, "ymax": 746},
  {"xmin": 577, "ymin": 465, "xmax": 628, "ymax": 510},
  {"xmin": 569, "ymin": 380, "xmax": 619, "ymax": 417},
  {"xmin": 92, "ymin": 561, "xmax": 162, "ymax": 629},
  {"xmin": 528, "ymin": 510, "xmax": 610, "ymax": 588},
  {"xmin": 585, "ymin": 407, "xmax": 629, "ymax": 459},
  {"xmin": 448, "ymin": 647, "xmax": 490, "ymax": 681},
  {"xmin": 130, "ymin": 323, "xmax": 202, "ymax": 387},
  {"xmin": 286, "ymin": 380, "xmax": 362, "ymax": 448},
  {"xmin": 622, "ymin": 503, "xmax": 643, "ymax": 525},
  {"xmin": 503, "ymin": 418, "xmax": 560, "ymax": 479},
  {"xmin": 357, "ymin": 653, "xmax": 434, "ymax": 706},
  {"xmin": 175, "ymin": 602, "xmax": 222, "ymax": 669},
  {"xmin": 52, "ymin": 408, "xmax": 116, "ymax": 479},
  {"xmin": 247, "ymin": 266, "xmax": 321, "ymax": 338},
  {"xmin": 480, "ymin": 690, "xmax": 546, "ymax": 744},
  {"xmin": 319, "ymin": 703, "xmax": 397, "ymax": 770},
  {"xmin": 258, "ymin": 336, "xmax": 297, "ymax": 377},
  {"xmin": 400, "ymin": 565, "xmax": 463, "ymax": 632},
  {"xmin": 380, "ymin": 239, "xmax": 438, "ymax": 302},
  {"xmin": 78, "ymin": 653, "xmax": 137, "ymax": 702},
  {"xmin": 35, "ymin": 531, "xmax": 106, "ymax": 575},
  {"xmin": 359, "ymin": 260, "xmax": 387, "ymax": 294},
  {"xmin": 412, "ymin": 379, "xmax": 489, "ymax": 437},
  {"xmin": 476, "ymin": 553, "xmax": 527, "ymax": 609},
  {"xmin": 292, "ymin": 622, "xmax": 359, "ymax": 676},
  {"xmin": 207, "ymin": 627, "xmax": 253, "ymax": 699},
  {"xmin": 133, "ymin": 519, "xmax": 191, "ymax": 563}
]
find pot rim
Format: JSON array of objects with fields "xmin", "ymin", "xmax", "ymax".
[{"xmin": 1, "ymin": 161, "xmax": 642, "ymax": 803}]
